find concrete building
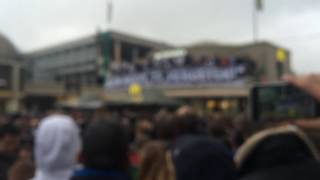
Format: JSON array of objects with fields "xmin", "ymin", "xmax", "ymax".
[
  {"xmin": 24, "ymin": 30, "xmax": 170, "ymax": 111},
  {"xmin": 0, "ymin": 27, "xmax": 295, "ymax": 115},
  {"xmin": 0, "ymin": 34, "xmax": 24, "ymax": 113}
]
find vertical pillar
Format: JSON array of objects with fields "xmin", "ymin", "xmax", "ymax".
[
  {"xmin": 114, "ymin": 40, "xmax": 122, "ymax": 63},
  {"xmin": 132, "ymin": 48, "xmax": 139, "ymax": 63},
  {"xmin": 6, "ymin": 64, "xmax": 20, "ymax": 113}
]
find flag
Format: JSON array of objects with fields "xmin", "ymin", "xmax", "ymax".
[
  {"xmin": 107, "ymin": 1, "xmax": 113, "ymax": 24},
  {"xmin": 256, "ymin": 0, "xmax": 263, "ymax": 11}
]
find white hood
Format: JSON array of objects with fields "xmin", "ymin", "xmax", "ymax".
[{"xmin": 33, "ymin": 114, "xmax": 81, "ymax": 180}]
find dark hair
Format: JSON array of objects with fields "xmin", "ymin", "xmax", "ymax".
[
  {"xmin": 8, "ymin": 160, "xmax": 35, "ymax": 180},
  {"xmin": 140, "ymin": 141, "xmax": 173, "ymax": 180},
  {"xmin": 0, "ymin": 123, "xmax": 20, "ymax": 139},
  {"xmin": 208, "ymin": 121, "xmax": 231, "ymax": 149},
  {"xmin": 82, "ymin": 120, "xmax": 129, "ymax": 171},
  {"xmin": 154, "ymin": 113, "xmax": 175, "ymax": 140},
  {"xmin": 172, "ymin": 113, "xmax": 207, "ymax": 138},
  {"xmin": 172, "ymin": 136, "xmax": 236, "ymax": 180}
]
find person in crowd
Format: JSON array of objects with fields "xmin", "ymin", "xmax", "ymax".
[
  {"xmin": 8, "ymin": 159, "xmax": 35, "ymax": 180},
  {"xmin": 139, "ymin": 141, "xmax": 174, "ymax": 180},
  {"xmin": 71, "ymin": 111, "xmax": 87, "ymax": 132},
  {"xmin": 155, "ymin": 107, "xmax": 207, "ymax": 141},
  {"xmin": 171, "ymin": 135, "xmax": 236, "ymax": 180},
  {"xmin": 134, "ymin": 119, "xmax": 154, "ymax": 150},
  {"xmin": 71, "ymin": 120, "xmax": 130, "ymax": 180},
  {"xmin": 129, "ymin": 119, "xmax": 154, "ymax": 180},
  {"xmin": 140, "ymin": 136, "xmax": 236, "ymax": 180},
  {"xmin": 171, "ymin": 136, "xmax": 236, "ymax": 180},
  {"xmin": 33, "ymin": 114, "xmax": 81, "ymax": 180},
  {"xmin": 172, "ymin": 113, "xmax": 207, "ymax": 139},
  {"xmin": 175, "ymin": 105, "xmax": 194, "ymax": 117},
  {"xmin": 235, "ymin": 125, "xmax": 320, "ymax": 180},
  {"xmin": 208, "ymin": 115, "xmax": 233, "ymax": 150},
  {"xmin": 232, "ymin": 114, "xmax": 255, "ymax": 149},
  {"xmin": 13, "ymin": 115, "xmax": 35, "ymax": 162},
  {"xmin": 174, "ymin": 56, "xmax": 185, "ymax": 68},
  {"xmin": 0, "ymin": 123, "xmax": 21, "ymax": 180},
  {"xmin": 153, "ymin": 110, "xmax": 175, "ymax": 141},
  {"xmin": 184, "ymin": 54, "xmax": 193, "ymax": 67}
]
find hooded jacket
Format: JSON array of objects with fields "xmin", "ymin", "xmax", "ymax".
[
  {"xmin": 32, "ymin": 114, "xmax": 81, "ymax": 180},
  {"xmin": 235, "ymin": 125, "xmax": 320, "ymax": 180}
]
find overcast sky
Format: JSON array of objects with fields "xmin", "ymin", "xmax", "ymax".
[{"xmin": 1, "ymin": 0, "xmax": 320, "ymax": 74}]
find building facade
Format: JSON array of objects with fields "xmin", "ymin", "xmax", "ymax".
[
  {"xmin": 0, "ymin": 34, "xmax": 24, "ymax": 113},
  {"xmin": 0, "ymin": 30, "xmax": 292, "ymax": 114},
  {"xmin": 24, "ymin": 30, "xmax": 170, "ymax": 111}
]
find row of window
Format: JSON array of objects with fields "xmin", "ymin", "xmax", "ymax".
[
  {"xmin": 32, "ymin": 45, "xmax": 97, "ymax": 70},
  {"xmin": 56, "ymin": 72, "xmax": 97, "ymax": 86}
]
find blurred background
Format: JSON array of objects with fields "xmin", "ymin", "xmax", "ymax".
[{"xmin": 0, "ymin": 0, "xmax": 318, "ymax": 114}]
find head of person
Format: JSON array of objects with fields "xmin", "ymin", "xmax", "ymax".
[
  {"xmin": 134, "ymin": 119, "xmax": 154, "ymax": 149},
  {"xmin": 172, "ymin": 113, "xmax": 207, "ymax": 139},
  {"xmin": 171, "ymin": 135, "xmax": 237, "ymax": 180},
  {"xmin": 232, "ymin": 114, "xmax": 253, "ymax": 138},
  {"xmin": 175, "ymin": 106, "xmax": 194, "ymax": 117},
  {"xmin": 230, "ymin": 113, "xmax": 255, "ymax": 149},
  {"xmin": 235, "ymin": 125, "xmax": 319, "ymax": 178},
  {"xmin": 208, "ymin": 115, "xmax": 233, "ymax": 149},
  {"xmin": 34, "ymin": 114, "xmax": 81, "ymax": 180},
  {"xmin": 140, "ymin": 137, "xmax": 236, "ymax": 180},
  {"xmin": 0, "ymin": 123, "xmax": 20, "ymax": 155},
  {"xmin": 153, "ymin": 111, "xmax": 175, "ymax": 140},
  {"xmin": 8, "ymin": 159, "xmax": 35, "ymax": 180},
  {"xmin": 81, "ymin": 119, "xmax": 129, "ymax": 171},
  {"xmin": 140, "ymin": 141, "xmax": 174, "ymax": 180}
]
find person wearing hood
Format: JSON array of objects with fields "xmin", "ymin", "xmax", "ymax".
[
  {"xmin": 32, "ymin": 114, "xmax": 81, "ymax": 180},
  {"xmin": 235, "ymin": 125, "xmax": 320, "ymax": 180}
]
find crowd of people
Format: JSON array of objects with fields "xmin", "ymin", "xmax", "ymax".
[
  {"xmin": 107, "ymin": 55, "xmax": 257, "ymax": 89},
  {"xmin": 110, "ymin": 54, "xmax": 256, "ymax": 77},
  {"xmin": 1, "ymin": 75, "xmax": 320, "ymax": 180}
]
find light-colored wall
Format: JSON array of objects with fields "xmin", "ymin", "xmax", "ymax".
[{"xmin": 186, "ymin": 42, "xmax": 292, "ymax": 82}]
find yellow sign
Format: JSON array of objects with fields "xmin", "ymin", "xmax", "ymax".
[
  {"xmin": 128, "ymin": 83, "xmax": 142, "ymax": 96},
  {"xmin": 276, "ymin": 49, "xmax": 287, "ymax": 63},
  {"xmin": 128, "ymin": 83, "xmax": 143, "ymax": 103}
]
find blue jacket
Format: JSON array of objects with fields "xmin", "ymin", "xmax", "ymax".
[{"xmin": 70, "ymin": 168, "xmax": 131, "ymax": 180}]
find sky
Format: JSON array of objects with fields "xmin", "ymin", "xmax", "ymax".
[{"xmin": 1, "ymin": 0, "xmax": 320, "ymax": 74}]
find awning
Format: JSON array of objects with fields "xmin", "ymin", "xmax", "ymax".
[
  {"xmin": 57, "ymin": 96, "xmax": 103, "ymax": 109},
  {"xmin": 104, "ymin": 88, "xmax": 181, "ymax": 107}
]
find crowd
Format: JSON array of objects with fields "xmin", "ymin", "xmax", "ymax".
[
  {"xmin": 1, "ymin": 74, "xmax": 320, "ymax": 180},
  {"xmin": 110, "ymin": 54, "xmax": 256, "ymax": 77}
]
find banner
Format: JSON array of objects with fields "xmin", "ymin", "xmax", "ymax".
[{"xmin": 105, "ymin": 57, "xmax": 256, "ymax": 89}]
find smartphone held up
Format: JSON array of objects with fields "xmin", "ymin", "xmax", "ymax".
[{"xmin": 250, "ymin": 82, "xmax": 320, "ymax": 122}]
